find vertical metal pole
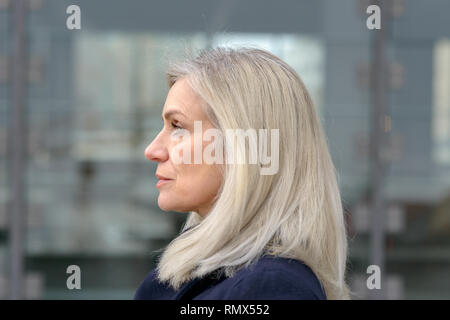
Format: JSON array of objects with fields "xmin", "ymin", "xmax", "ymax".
[
  {"xmin": 9, "ymin": 0, "xmax": 27, "ymax": 300},
  {"xmin": 369, "ymin": 0, "xmax": 389, "ymax": 300}
]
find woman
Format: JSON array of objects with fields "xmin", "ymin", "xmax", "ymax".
[{"xmin": 135, "ymin": 47, "xmax": 351, "ymax": 300}]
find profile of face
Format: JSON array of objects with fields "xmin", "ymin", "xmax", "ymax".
[{"xmin": 145, "ymin": 78, "xmax": 223, "ymax": 217}]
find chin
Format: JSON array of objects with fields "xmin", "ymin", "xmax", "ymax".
[
  {"xmin": 157, "ymin": 197, "xmax": 173, "ymax": 212},
  {"xmin": 157, "ymin": 196, "xmax": 183, "ymax": 213}
]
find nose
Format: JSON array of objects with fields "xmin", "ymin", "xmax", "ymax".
[{"xmin": 145, "ymin": 132, "xmax": 169, "ymax": 163}]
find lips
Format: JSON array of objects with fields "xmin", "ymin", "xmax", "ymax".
[
  {"xmin": 156, "ymin": 173, "xmax": 174, "ymax": 188},
  {"xmin": 156, "ymin": 173, "xmax": 173, "ymax": 180}
]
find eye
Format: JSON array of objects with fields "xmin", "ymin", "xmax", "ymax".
[{"xmin": 171, "ymin": 121, "xmax": 182, "ymax": 131}]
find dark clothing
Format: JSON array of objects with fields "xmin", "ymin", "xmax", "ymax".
[{"xmin": 134, "ymin": 255, "xmax": 327, "ymax": 300}]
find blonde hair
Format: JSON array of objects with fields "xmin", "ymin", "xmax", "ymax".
[{"xmin": 155, "ymin": 47, "xmax": 351, "ymax": 299}]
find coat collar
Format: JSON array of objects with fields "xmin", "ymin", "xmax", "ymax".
[{"xmin": 174, "ymin": 268, "xmax": 227, "ymax": 300}]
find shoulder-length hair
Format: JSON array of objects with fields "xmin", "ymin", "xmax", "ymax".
[{"xmin": 155, "ymin": 47, "xmax": 351, "ymax": 299}]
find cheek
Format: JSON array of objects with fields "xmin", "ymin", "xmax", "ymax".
[
  {"xmin": 174, "ymin": 163, "xmax": 222, "ymax": 206},
  {"xmin": 167, "ymin": 129, "xmax": 222, "ymax": 200},
  {"xmin": 175, "ymin": 164, "xmax": 216, "ymax": 191}
]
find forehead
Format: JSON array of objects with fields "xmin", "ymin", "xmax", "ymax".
[{"xmin": 162, "ymin": 78, "xmax": 206, "ymax": 120}]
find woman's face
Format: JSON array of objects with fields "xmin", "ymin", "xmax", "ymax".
[{"xmin": 145, "ymin": 78, "xmax": 223, "ymax": 217}]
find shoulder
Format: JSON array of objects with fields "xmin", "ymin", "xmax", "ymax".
[
  {"xmin": 231, "ymin": 255, "xmax": 326, "ymax": 300},
  {"xmin": 134, "ymin": 269, "xmax": 177, "ymax": 300},
  {"xmin": 197, "ymin": 255, "xmax": 327, "ymax": 300}
]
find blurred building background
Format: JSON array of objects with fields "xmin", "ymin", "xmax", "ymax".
[{"xmin": 0, "ymin": 0, "xmax": 449, "ymax": 299}]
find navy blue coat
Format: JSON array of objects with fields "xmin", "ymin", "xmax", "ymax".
[{"xmin": 134, "ymin": 255, "xmax": 327, "ymax": 300}]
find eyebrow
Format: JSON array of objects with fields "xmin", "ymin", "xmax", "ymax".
[{"xmin": 162, "ymin": 109, "xmax": 187, "ymax": 121}]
